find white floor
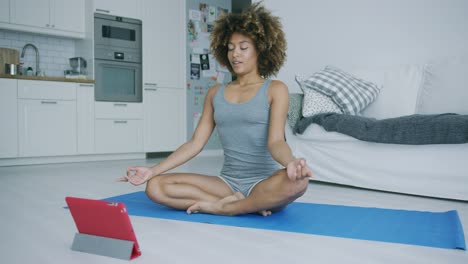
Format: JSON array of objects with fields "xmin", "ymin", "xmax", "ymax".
[{"xmin": 0, "ymin": 155, "xmax": 467, "ymax": 264}]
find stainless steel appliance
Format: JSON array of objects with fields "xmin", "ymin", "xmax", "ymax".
[
  {"xmin": 94, "ymin": 13, "xmax": 142, "ymax": 102},
  {"xmin": 65, "ymin": 57, "xmax": 87, "ymax": 78}
]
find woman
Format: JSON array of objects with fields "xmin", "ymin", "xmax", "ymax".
[{"xmin": 118, "ymin": 3, "xmax": 312, "ymax": 216}]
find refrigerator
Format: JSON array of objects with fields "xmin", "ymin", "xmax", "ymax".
[{"xmin": 185, "ymin": 0, "xmax": 232, "ymax": 150}]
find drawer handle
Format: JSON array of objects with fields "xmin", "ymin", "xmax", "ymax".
[
  {"xmin": 114, "ymin": 120, "xmax": 128, "ymax": 124},
  {"xmin": 144, "ymin": 83, "xmax": 158, "ymax": 86},
  {"xmin": 79, "ymin": 84, "xmax": 94, "ymax": 87},
  {"xmin": 114, "ymin": 103, "xmax": 127, "ymax": 107},
  {"xmin": 41, "ymin": 101, "xmax": 57, "ymax": 104},
  {"xmin": 144, "ymin": 88, "xmax": 157, "ymax": 91},
  {"xmin": 96, "ymin": 8, "xmax": 110, "ymax": 13}
]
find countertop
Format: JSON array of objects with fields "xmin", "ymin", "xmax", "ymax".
[{"xmin": 0, "ymin": 74, "xmax": 95, "ymax": 84}]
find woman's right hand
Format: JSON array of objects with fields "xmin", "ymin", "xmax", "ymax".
[{"xmin": 116, "ymin": 166, "xmax": 154, "ymax": 186}]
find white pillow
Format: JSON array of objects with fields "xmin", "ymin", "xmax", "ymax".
[
  {"xmin": 356, "ymin": 65, "xmax": 425, "ymax": 119},
  {"xmin": 300, "ymin": 66, "xmax": 381, "ymax": 115},
  {"xmin": 416, "ymin": 56, "xmax": 468, "ymax": 114}
]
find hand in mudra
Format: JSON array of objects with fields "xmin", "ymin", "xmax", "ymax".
[
  {"xmin": 116, "ymin": 166, "xmax": 153, "ymax": 186},
  {"xmin": 287, "ymin": 158, "xmax": 312, "ymax": 181}
]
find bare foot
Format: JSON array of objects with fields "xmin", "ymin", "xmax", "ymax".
[
  {"xmin": 258, "ymin": 210, "xmax": 272, "ymax": 216},
  {"xmin": 222, "ymin": 193, "xmax": 271, "ymax": 216},
  {"xmin": 187, "ymin": 192, "xmax": 245, "ymax": 215}
]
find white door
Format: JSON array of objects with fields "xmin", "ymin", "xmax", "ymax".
[
  {"xmin": 10, "ymin": 0, "xmax": 50, "ymax": 28},
  {"xmin": 141, "ymin": 0, "xmax": 183, "ymax": 88},
  {"xmin": 18, "ymin": 99, "xmax": 77, "ymax": 157},
  {"xmin": 0, "ymin": 79, "xmax": 18, "ymax": 158},
  {"xmin": 0, "ymin": 0, "xmax": 10, "ymax": 23},
  {"xmin": 95, "ymin": 119, "xmax": 144, "ymax": 154},
  {"xmin": 144, "ymin": 87, "xmax": 185, "ymax": 152},
  {"xmin": 76, "ymin": 84, "xmax": 95, "ymax": 154},
  {"xmin": 94, "ymin": 0, "xmax": 141, "ymax": 19},
  {"xmin": 50, "ymin": 0, "xmax": 85, "ymax": 33}
]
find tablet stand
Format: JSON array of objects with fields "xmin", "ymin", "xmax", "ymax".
[{"xmin": 71, "ymin": 233, "xmax": 134, "ymax": 260}]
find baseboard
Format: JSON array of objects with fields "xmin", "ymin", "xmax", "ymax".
[
  {"xmin": 0, "ymin": 149, "xmax": 224, "ymax": 167},
  {"xmin": 0, "ymin": 153, "xmax": 146, "ymax": 167}
]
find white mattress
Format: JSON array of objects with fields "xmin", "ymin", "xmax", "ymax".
[{"xmin": 286, "ymin": 124, "xmax": 468, "ymax": 201}]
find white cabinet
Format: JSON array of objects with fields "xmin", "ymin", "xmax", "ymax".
[
  {"xmin": 0, "ymin": 79, "xmax": 18, "ymax": 158},
  {"xmin": 94, "ymin": 102, "xmax": 144, "ymax": 153},
  {"xmin": 144, "ymin": 87, "xmax": 185, "ymax": 152},
  {"xmin": 0, "ymin": 0, "xmax": 10, "ymax": 23},
  {"xmin": 141, "ymin": 0, "xmax": 186, "ymax": 152},
  {"xmin": 141, "ymin": 0, "xmax": 184, "ymax": 88},
  {"xmin": 8, "ymin": 0, "xmax": 85, "ymax": 38},
  {"xmin": 77, "ymin": 84, "xmax": 95, "ymax": 155},
  {"xmin": 94, "ymin": 0, "xmax": 141, "ymax": 19},
  {"xmin": 17, "ymin": 80, "xmax": 77, "ymax": 157},
  {"xmin": 50, "ymin": 0, "xmax": 85, "ymax": 33},
  {"xmin": 95, "ymin": 119, "xmax": 144, "ymax": 154},
  {"xmin": 10, "ymin": 0, "xmax": 49, "ymax": 28}
]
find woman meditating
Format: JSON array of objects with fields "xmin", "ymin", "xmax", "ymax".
[{"xmin": 119, "ymin": 3, "xmax": 312, "ymax": 216}]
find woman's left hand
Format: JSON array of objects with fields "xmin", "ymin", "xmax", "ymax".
[{"xmin": 286, "ymin": 158, "xmax": 312, "ymax": 181}]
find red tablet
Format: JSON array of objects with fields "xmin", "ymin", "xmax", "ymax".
[{"xmin": 65, "ymin": 196, "xmax": 141, "ymax": 259}]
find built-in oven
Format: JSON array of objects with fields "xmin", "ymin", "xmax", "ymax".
[{"xmin": 94, "ymin": 13, "xmax": 142, "ymax": 102}]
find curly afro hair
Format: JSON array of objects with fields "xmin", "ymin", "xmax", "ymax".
[{"xmin": 210, "ymin": 2, "xmax": 287, "ymax": 79}]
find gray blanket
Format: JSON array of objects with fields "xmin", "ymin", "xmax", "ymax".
[{"xmin": 294, "ymin": 113, "xmax": 468, "ymax": 144}]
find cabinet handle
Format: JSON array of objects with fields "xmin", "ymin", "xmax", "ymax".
[
  {"xmin": 114, "ymin": 120, "xmax": 128, "ymax": 124},
  {"xmin": 96, "ymin": 8, "xmax": 110, "ymax": 13},
  {"xmin": 144, "ymin": 83, "xmax": 158, "ymax": 86},
  {"xmin": 79, "ymin": 84, "xmax": 94, "ymax": 87},
  {"xmin": 46, "ymin": 24, "xmax": 50, "ymax": 27},
  {"xmin": 41, "ymin": 101, "xmax": 57, "ymax": 104},
  {"xmin": 114, "ymin": 103, "xmax": 127, "ymax": 107},
  {"xmin": 144, "ymin": 88, "xmax": 157, "ymax": 91}
]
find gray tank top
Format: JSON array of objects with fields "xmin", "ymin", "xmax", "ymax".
[{"xmin": 213, "ymin": 79, "xmax": 281, "ymax": 183}]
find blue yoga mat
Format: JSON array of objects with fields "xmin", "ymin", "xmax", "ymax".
[{"xmin": 103, "ymin": 191, "xmax": 466, "ymax": 250}]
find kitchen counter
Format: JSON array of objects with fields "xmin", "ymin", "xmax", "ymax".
[{"xmin": 0, "ymin": 74, "xmax": 94, "ymax": 84}]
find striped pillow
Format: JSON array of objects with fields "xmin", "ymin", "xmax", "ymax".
[{"xmin": 301, "ymin": 66, "xmax": 381, "ymax": 115}]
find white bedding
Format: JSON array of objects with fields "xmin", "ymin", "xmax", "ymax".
[{"xmin": 286, "ymin": 124, "xmax": 468, "ymax": 201}]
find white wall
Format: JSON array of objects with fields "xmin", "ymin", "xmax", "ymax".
[{"xmin": 260, "ymin": 0, "xmax": 468, "ymax": 92}]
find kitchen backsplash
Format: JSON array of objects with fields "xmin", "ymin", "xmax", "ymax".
[{"xmin": 0, "ymin": 29, "xmax": 75, "ymax": 77}]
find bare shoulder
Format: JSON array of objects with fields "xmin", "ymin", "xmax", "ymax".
[
  {"xmin": 206, "ymin": 84, "xmax": 222, "ymax": 99},
  {"xmin": 268, "ymin": 80, "xmax": 289, "ymax": 100}
]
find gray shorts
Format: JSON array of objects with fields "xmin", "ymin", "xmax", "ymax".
[{"xmin": 216, "ymin": 175, "xmax": 267, "ymax": 197}]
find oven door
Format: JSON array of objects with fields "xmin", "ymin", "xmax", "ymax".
[{"xmin": 95, "ymin": 59, "xmax": 142, "ymax": 102}]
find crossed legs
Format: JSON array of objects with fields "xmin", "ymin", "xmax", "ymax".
[
  {"xmin": 145, "ymin": 169, "xmax": 309, "ymax": 216},
  {"xmin": 145, "ymin": 173, "xmax": 234, "ymax": 210}
]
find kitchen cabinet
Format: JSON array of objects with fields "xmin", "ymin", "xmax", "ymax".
[
  {"xmin": 94, "ymin": 102, "xmax": 144, "ymax": 154},
  {"xmin": 143, "ymin": 87, "xmax": 185, "ymax": 152},
  {"xmin": 17, "ymin": 80, "xmax": 77, "ymax": 157},
  {"xmin": 0, "ymin": 0, "xmax": 9, "ymax": 23},
  {"xmin": 0, "ymin": 79, "xmax": 18, "ymax": 158},
  {"xmin": 8, "ymin": 0, "xmax": 85, "ymax": 38},
  {"xmin": 95, "ymin": 119, "xmax": 144, "ymax": 154},
  {"xmin": 141, "ymin": 0, "xmax": 184, "ymax": 89},
  {"xmin": 94, "ymin": 0, "xmax": 141, "ymax": 19},
  {"xmin": 77, "ymin": 84, "xmax": 95, "ymax": 155}
]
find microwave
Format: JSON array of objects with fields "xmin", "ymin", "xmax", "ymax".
[{"xmin": 94, "ymin": 13, "xmax": 142, "ymax": 50}]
